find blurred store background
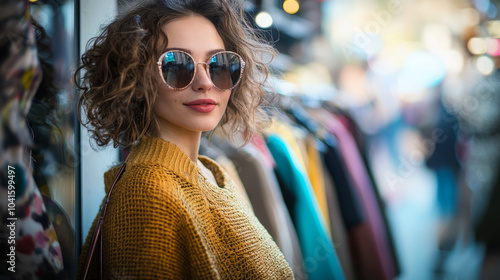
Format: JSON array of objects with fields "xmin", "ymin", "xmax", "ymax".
[
  {"xmin": 20, "ymin": 0, "xmax": 500, "ymax": 279},
  {"xmin": 241, "ymin": 0, "xmax": 500, "ymax": 279}
]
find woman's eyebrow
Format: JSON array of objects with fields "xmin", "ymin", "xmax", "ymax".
[
  {"xmin": 163, "ymin": 48, "xmax": 226, "ymax": 58},
  {"xmin": 206, "ymin": 48, "xmax": 226, "ymax": 57}
]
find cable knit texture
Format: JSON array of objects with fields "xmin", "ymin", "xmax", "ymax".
[{"xmin": 78, "ymin": 136, "xmax": 293, "ymax": 279}]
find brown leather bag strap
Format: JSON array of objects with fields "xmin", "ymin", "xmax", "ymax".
[{"xmin": 80, "ymin": 162, "xmax": 127, "ymax": 280}]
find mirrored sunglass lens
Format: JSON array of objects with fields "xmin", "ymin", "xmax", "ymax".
[
  {"xmin": 209, "ymin": 52, "xmax": 241, "ymax": 90},
  {"xmin": 161, "ymin": 52, "xmax": 194, "ymax": 88}
]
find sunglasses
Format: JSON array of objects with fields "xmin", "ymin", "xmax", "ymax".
[{"xmin": 157, "ymin": 50, "xmax": 245, "ymax": 91}]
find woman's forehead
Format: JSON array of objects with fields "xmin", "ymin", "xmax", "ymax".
[{"xmin": 161, "ymin": 15, "xmax": 225, "ymax": 56}]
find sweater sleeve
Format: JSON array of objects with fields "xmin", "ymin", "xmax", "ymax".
[{"xmin": 79, "ymin": 165, "xmax": 218, "ymax": 280}]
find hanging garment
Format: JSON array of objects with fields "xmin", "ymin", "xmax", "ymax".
[
  {"xmin": 251, "ymin": 133, "xmax": 276, "ymax": 168},
  {"xmin": 333, "ymin": 112, "xmax": 401, "ymax": 276},
  {"xmin": 219, "ymin": 141, "xmax": 308, "ymax": 280},
  {"xmin": 268, "ymin": 121, "xmax": 330, "ymax": 228},
  {"xmin": 316, "ymin": 106, "xmax": 401, "ymax": 276},
  {"xmin": 322, "ymin": 134, "xmax": 365, "ymax": 229},
  {"xmin": 305, "ymin": 137, "xmax": 332, "ymax": 234},
  {"xmin": 266, "ymin": 132, "xmax": 345, "ymax": 280},
  {"xmin": 321, "ymin": 156, "xmax": 356, "ymax": 280},
  {"xmin": 325, "ymin": 115, "xmax": 397, "ymax": 280}
]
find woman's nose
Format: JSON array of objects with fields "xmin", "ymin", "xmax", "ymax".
[{"xmin": 191, "ymin": 63, "xmax": 213, "ymax": 92}]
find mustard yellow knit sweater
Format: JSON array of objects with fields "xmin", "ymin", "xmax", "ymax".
[{"xmin": 78, "ymin": 136, "xmax": 294, "ymax": 279}]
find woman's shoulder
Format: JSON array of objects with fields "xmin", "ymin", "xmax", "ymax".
[
  {"xmin": 103, "ymin": 163, "xmax": 195, "ymax": 222},
  {"xmin": 104, "ymin": 163, "xmax": 185, "ymax": 198}
]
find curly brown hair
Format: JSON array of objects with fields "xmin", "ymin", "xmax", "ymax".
[{"xmin": 75, "ymin": 0, "xmax": 275, "ymax": 148}]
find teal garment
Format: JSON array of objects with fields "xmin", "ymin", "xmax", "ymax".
[{"xmin": 266, "ymin": 133, "xmax": 345, "ymax": 280}]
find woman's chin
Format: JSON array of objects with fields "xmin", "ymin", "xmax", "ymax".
[{"xmin": 187, "ymin": 123, "xmax": 219, "ymax": 133}]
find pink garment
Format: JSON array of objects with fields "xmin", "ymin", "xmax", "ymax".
[
  {"xmin": 326, "ymin": 114, "xmax": 396, "ymax": 280},
  {"xmin": 251, "ymin": 133, "xmax": 276, "ymax": 168}
]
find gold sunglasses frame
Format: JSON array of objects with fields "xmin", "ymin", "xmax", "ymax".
[{"xmin": 156, "ymin": 50, "xmax": 246, "ymax": 91}]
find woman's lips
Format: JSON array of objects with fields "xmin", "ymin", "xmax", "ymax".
[{"xmin": 184, "ymin": 99, "xmax": 216, "ymax": 113}]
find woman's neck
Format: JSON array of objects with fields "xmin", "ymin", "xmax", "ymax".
[{"xmin": 156, "ymin": 126, "xmax": 202, "ymax": 163}]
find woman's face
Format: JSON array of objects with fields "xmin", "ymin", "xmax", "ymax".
[{"xmin": 154, "ymin": 15, "xmax": 230, "ymax": 138}]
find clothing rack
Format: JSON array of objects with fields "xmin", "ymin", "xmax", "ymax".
[{"xmin": 200, "ymin": 93, "xmax": 401, "ymax": 280}]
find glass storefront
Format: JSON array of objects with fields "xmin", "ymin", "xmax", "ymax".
[{"xmin": 23, "ymin": 1, "xmax": 120, "ymax": 278}]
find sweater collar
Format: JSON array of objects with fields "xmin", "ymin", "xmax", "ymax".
[{"xmin": 127, "ymin": 136, "xmax": 200, "ymax": 184}]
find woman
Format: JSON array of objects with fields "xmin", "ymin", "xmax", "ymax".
[{"xmin": 76, "ymin": 0, "xmax": 293, "ymax": 279}]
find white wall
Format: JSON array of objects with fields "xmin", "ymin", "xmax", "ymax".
[{"xmin": 79, "ymin": 0, "xmax": 118, "ymax": 242}]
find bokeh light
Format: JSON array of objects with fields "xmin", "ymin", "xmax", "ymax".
[
  {"xmin": 255, "ymin": 11, "xmax": 273, "ymax": 28},
  {"xmin": 476, "ymin": 55, "xmax": 495, "ymax": 75},
  {"xmin": 283, "ymin": 0, "xmax": 300, "ymax": 15},
  {"xmin": 487, "ymin": 38, "xmax": 500, "ymax": 56},
  {"xmin": 468, "ymin": 37, "xmax": 488, "ymax": 55}
]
